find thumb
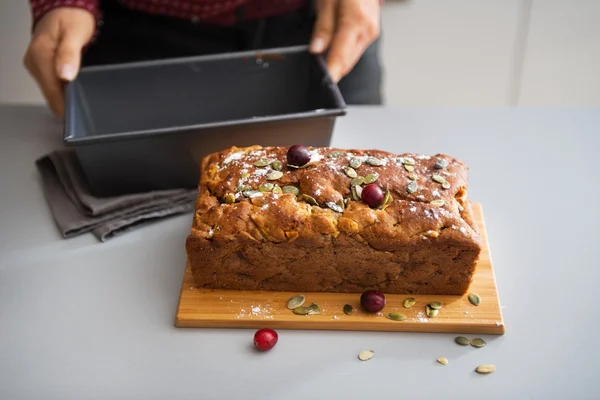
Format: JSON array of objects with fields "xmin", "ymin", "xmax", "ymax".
[
  {"xmin": 55, "ymin": 28, "xmax": 89, "ymax": 82},
  {"xmin": 310, "ymin": 0, "xmax": 336, "ymax": 54}
]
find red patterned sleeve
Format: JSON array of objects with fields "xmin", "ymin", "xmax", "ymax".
[{"xmin": 28, "ymin": 0, "xmax": 100, "ymax": 31}]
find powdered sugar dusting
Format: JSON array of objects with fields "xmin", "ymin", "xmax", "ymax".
[
  {"xmin": 223, "ymin": 151, "xmax": 244, "ymax": 164},
  {"xmin": 432, "ymin": 189, "xmax": 440, "ymax": 197},
  {"xmin": 410, "ymin": 206, "xmax": 417, "ymax": 212}
]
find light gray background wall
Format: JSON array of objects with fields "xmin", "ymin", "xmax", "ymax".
[{"xmin": 1, "ymin": 0, "xmax": 599, "ymax": 107}]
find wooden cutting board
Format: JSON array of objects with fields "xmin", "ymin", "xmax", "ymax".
[{"xmin": 175, "ymin": 203, "xmax": 505, "ymax": 334}]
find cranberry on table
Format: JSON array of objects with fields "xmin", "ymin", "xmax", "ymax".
[
  {"xmin": 287, "ymin": 144, "xmax": 311, "ymax": 167},
  {"xmin": 361, "ymin": 184, "xmax": 384, "ymax": 208},
  {"xmin": 253, "ymin": 328, "xmax": 278, "ymax": 351},
  {"xmin": 361, "ymin": 290, "xmax": 386, "ymax": 313}
]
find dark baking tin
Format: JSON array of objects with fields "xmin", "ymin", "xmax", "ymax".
[{"xmin": 64, "ymin": 45, "xmax": 346, "ymax": 197}]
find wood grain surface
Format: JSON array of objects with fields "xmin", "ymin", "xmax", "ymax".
[{"xmin": 175, "ymin": 203, "xmax": 505, "ymax": 334}]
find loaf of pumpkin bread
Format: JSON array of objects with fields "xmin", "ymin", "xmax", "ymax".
[{"xmin": 185, "ymin": 145, "xmax": 482, "ymax": 295}]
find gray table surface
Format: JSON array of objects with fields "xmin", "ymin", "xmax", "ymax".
[{"xmin": 0, "ymin": 105, "xmax": 598, "ymax": 400}]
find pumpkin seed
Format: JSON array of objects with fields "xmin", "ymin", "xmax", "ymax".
[
  {"xmin": 243, "ymin": 190, "xmax": 262, "ymax": 198},
  {"xmin": 434, "ymin": 159, "xmax": 448, "ymax": 169},
  {"xmin": 426, "ymin": 305, "xmax": 438, "ymax": 318},
  {"xmin": 404, "ymin": 164, "xmax": 415, "ymax": 172},
  {"xmin": 407, "ymin": 181, "xmax": 418, "ymax": 194},
  {"xmin": 455, "ymin": 336, "xmax": 471, "ymax": 346},
  {"xmin": 380, "ymin": 190, "xmax": 393, "ymax": 210},
  {"xmin": 328, "ymin": 151, "xmax": 345, "ymax": 158},
  {"xmin": 470, "ymin": 338, "xmax": 487, "ymax": 348},
  {"xmin": 468, "ymin": 293, "xmax": 481, "ymax": 306},
  {"xmin": 408, "ymin": 173, "xmax": 417, "ymax": 181},
  {"xmin": 337, "ymin": 198, "xmax": 345, "ymax": 210},
  {"xmin": 344, "ymin": 198, "xmax": 350, "ymax": 207},
  {"xmin": 343, "ymin": 304, "xmax": 353, "ymax": 315},
  {"xmin": 358, "ymin": 350, "xmax": 374, "ymax": 361},
  {"xmin": 354, "ymin": 185, "xmax": 363, "ymax": 199},
  {"xmin": 386, "ymin": 312, "xmax": 407, "ymax": 321},
  {"xmin": 437, "ymin": 356, "xmax": 449, "ymax": 365},
  {"xmin": 307, "ymin": 303, "xmax": 321, "ymax": 315},
  {"xmin": 403, "ymin": 297, "xmax": 416, "ymax": 308},
  {"xmin": 429, "ymin": 301, "xmax": 443, "ymax": 310},
  {"xmin": 364, "ymin": 173, "xmax": 379, "ymax": 184},
  {"xmin": 271, "ymin": 160, "xmax": 283, "ymax": 171},
  {"xmin": 287, "ymin": 295, "xmax": 306, "ymax": 309},
  {"xmin": 266, "ymin": 171, "xmax": 283, "ymax": 180},
  {"xmin": 292, "ymin": 306, "xmax": 310, "ymax": 315},
  {"xmin": 349, "ymin": 158, "xmax": 362, "ymax": 169},
  {"xmin": 351, "ymin": 185, "xmax": 361, "ymax": 201},
  {"xmin": 430, "ymin": 199, "xmax": 445, "ymax": 207},
  {"xmin": 351, "ymin": 177, "xmax": 365, "ymax": 187},
  {"xmin": 236, "ymin": 185, "xmax": 251, "ymax": 192},
  {"xmin": 366, "ymin": 157, "xmax": 384, "ymax": 166},
  {"xmin": 254, "ymin": 159, "xmax": 270, "ymax": 167},
  {"xmin": 241, "ymin": 172, "xmax": 250, "ymax": 179},
  {"xmin": 432, "ymin": 174, "xmax": 446, "ymax": 184},
  {"xmin": 344, "ymin": 167, "xmax": 358, "ymax": 178},
  {"xmin": 223, "ymin": 193, "xmax": 235, "ymax": 204},
  {"xmin": 272, "ymin": 185, "xmax": 283, "ymax": 194},
  {"xmin": 327, "ymin": 202, "xmax": 344, "ymax": 213},
  {"xmin": 259, "ymin": 183, "xmax": 274, "ymax": 192},
  {"xmin": 442, "ymin": 181, "xmax": 451, "ymax": 190},
  {"xmin": 282, "ymin": 186, "xmax": 299, "ymax": 196},
  {"xmin": 401, "ymin": 157, "xmax": 415, "ymax": 166},
  {"xmin": 475, "ymin": 364, "xmax": 496, "ymax": 374},
  {"xmin": 301, "ymin": 194, "xmax": 319, "ymax": 206}
]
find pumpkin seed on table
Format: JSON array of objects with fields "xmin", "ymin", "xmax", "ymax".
[
  {"xmin": 442, "ymin": 181, "xmax": 451, "ymax": 190},
  {"xmin": 430, "ymin": 199, "xmax": 445, "ymax": 207},
  {"xmin": 254, "ymin": 159, "xmax": 270, "ymax": 167},
  {"xmin": 343, "ymin": 304, "xmax": 353, "ymax": 315},
  {"xmin": 327, "ymin": 202, "xmax": 344, "ymax": 213},
  {"xmin": 366, "ymin": 157, "xmax": 383, "ymax": 166},
  {"xmin": 432, "ymin": 174, "xmax": 446, "ymax": 184},
  {"xmin": 403, "ymin": 297, "xmax": 416, "ymax": 308},
  {"xmin": 259, "ymin": 183, "xmax": 274, "ymax": 192},
  {"xmin": 287, "ymin": 295, "xmax": 305, "ymax": 310},
  {"xmin": 434, "ymin": 159, "xmax": 448, "ymax": 169},
  {"xmin": 358, "ymin": 350, "xmax": 374, "ymax": 361},
  {"xmin": 404, "ymin": 164, "xmax": 415, "ymax": 172},
  {"xmin": 437, "ymin": 356, "xmax": 449, "ymax": 365},
  {"xmin": 301, "ymin": 194, "xmax": 319, "ymax": 206},
  {"xmin": 468, "ymin": 293, "xmax": 481, "ymax": 306},
  {"xmin": 407, "ymin": 180, "xmax": 418, "ymax": 194},
  {"xmin": 475, "ymin": 364, "xmax": 496, "ymax": 374},
  {"xmin": 470, "ymin": 338, "xmax": 487, "ymax": 348},
  {"xmin": 344, "ymin": 167, "xmax": 358, "ymax": 178},
  {"xmin": 351, "ymin": 177, "xmax": 365, "ymax": 187},
  {"xmin": 455, "ymin": 336, "xmax": 471, "ymax": 346},
  {"xmin": 223, "ymin": 193, "xmax": 235, "ymax": 204},
  {"xmin": 364, "ymin": 173, "xmax": 379, "ymax": 184},
  {"xmin": 271, "ymin": 160, "xmax": 283, "ymax": 171},
  {"xmin": 282, "ymin": 186, "xmax": 299, "ymax": 196},
  {"xmin": 428, "ymin": 301, "xmax": 443, "ymax": 310},
  {"xmin": 426, "ymin": 305, "xmax": 438, "ymax": 318},
  {"xmin": 386, "ymin": 312, "xmax": 407, "ymax": 321},
  {"xmin": 266, "ymin": 171, "xmax": 283, "ymax": 180},
  {"xmin": 349, "ymin": 158, "xmax": 362, "ymax": 169}
]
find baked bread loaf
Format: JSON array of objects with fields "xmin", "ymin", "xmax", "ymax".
[{"xmin": 185, "ymin": 145, "xmax": 481, "ymax": 295}]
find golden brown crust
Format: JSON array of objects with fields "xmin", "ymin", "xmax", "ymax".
[{"xmin": 186, "ymin": 145, "xmax": 482, "ymax": 295}]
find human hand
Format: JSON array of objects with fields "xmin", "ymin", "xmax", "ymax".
[
  {"xmin": 309, "ymin": 0, "xmax": 381, "ymax": 83},
  {"xmin": 23, "ymin": 8, "xmax": 95, "ymax": 117}
]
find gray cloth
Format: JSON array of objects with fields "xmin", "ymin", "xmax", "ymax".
[{"xmin": 35, "ymin": 150, "xmax": 197, "ymax": 241}]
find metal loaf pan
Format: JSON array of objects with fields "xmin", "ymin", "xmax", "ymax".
[{"xmin": 64, "ymin": 45, "xmax": 346, "ymax": 197}]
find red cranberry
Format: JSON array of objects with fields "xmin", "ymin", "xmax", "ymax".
[
  {"xmin": 360, "ymin": 290, "xmax": 386, "ymax": 313},
  {"xmin": 287, "ymin": 145, "xmax": 311, "ymax": 167},
  {"xmin": 253, "ymin": 328, "xmax": 278, "ymax": 351},
  {"xmin": 361, "ymin": 184, "xmax": 384, "ymax": 208}
]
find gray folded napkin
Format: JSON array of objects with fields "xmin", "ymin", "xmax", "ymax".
[{"xmin": 35, "ymin": 150, "xmax": 197, "ymax": 241}]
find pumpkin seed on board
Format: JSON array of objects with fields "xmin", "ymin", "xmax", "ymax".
[
  {"xmin": 432, "ymin": 174, "xmax": 446, "ymax": 184},
  {"xmin": 259, "ymin": 183, "xmax": 274, "ymax": 192},
  {"xmin": 366, "ymin": 157, "xmax": 384, "ymax": 166},
  {"xmin": 287, "ymin": 295, "xmax": 306, "ymax": 310},
  {"xmin": 442, "ymin": 181, "xmax": 451, "ymax": 189},
  {"xmin": 430, "ymin": 199, "xmax": 445, "ymax": 207},
  {"xmin": 301, "ymin": 194, "xmax": 319, "ymax": 206},
  {"xmin": 358, "ymin": 350, "xmax": 374, "ymax": 361},
  {"xmin": 437, "ymin": 357, "xmax": 449, "ymax": 365},
  {"xmin": 343, "ymin": 304, "xmax": 353, "ymax": 315},
  {"xmin": 223, "ymin": 193, "xmax": 236, "ymax": 204},
  {"xmin": 254, "ymin": 159, "xmax": 270, "ymax": 167},
  {"xmin": 271, "ymin": 160, "xmax": 283, "ymax": 171},
  {"xmin": 266, "ymin": 171, "xmax": 283, "ymax": 180},
  {"xmin": 272, "ymin": 185, "xmax": 283, "ymax": 194},
  {"xmin": 282, "ymin": 186, "xmax": 300, "ymax": 196},
  {"xmin": 455, "ymin": 336, "xmax": 471, "ymax": 346},
  {"xmin": 428, "ymin": 301, "xmax": 443, "ymax": 310},
  {"xmin": 386, "ymin": 312, "xmax": 407, "ymax": 321},
  {"xmin": 470, "ymin": 338, "xmax": 487, "ymax": 348},
  {"xmin": 426, "ymin": 305, "xmax": 438, "ymax": 318},
  {"xmin": 327, "ymin": 202, "xmax": 344, "ymax": 213},
  {"xmin": 344, "ymin": 167, "xmax": 358, "ymax": 178},
  {"xmin": 307, "ymin": 303, "xmax": 321, "ymax": 315},
  {"xmin": 349, "ymin": 158, "xmax": 362, "ymax": 169},
  {"xmin": 351, "ymin": 177, "xmax": 365, "ymax": 187},
  {"xmin": 407, "ymin": 181, "xmax": 418, "ymax": 194},
  {"xmin": 403, "ymin": 298, "xmax": 416, "ymax": 308},
  {"xmin": 292, "ymin": 306, "xmax": 310, "ymax": 315},
  {"xmin": 364, "ymin": 173, "xmax": 379, "ymax": 184},
  {"xmin": 434, "ymin": 159, "xmax": 449, "ymax": 169},
  {"xmin": 475, "ymin": 364, "xmax": 496, "ymax": 374},
  {"xmin": 468, "ymin": 293, "xmax": 481, "ymax": 306},
  {"xmin": 404, "ymin": 164, "xmax": 415, "ymax": 172},
  {"xmin": 328, "ymin": 151, "xmax": 345, "ymax": 158}
]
